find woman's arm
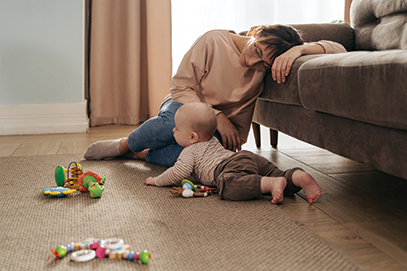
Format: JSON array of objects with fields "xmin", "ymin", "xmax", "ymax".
[
  {"xmin": 170, "ymin": 33, "xmax": 210, "ymax": 104},
  {"xmin": 271, "ymin": 41, "xmax": 346, "ymax": 84},
  {"xmin": 216, "ymin": 112, "xmax": 241, "ymax": 152}
]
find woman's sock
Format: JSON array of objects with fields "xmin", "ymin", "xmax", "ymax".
[{"xmin": 84, "ymin": 138, "xmax": 123, "ymax": 160}]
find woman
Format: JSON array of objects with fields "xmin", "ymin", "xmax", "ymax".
[{"xmin": 84, "ymin": 25, "xmax": 346, "ymax": 167}]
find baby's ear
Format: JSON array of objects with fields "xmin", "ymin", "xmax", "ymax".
[{"xmin": 190, "ymin": 132, "xmax": 199, "ymax": 144}]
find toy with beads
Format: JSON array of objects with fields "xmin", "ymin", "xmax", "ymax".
[
  {"xmin": 48, "ymin": 238, "xmax": 151, "ymax": 264},
  {"xmin": 54, "ymin": 161, "xmax": 84, "ymax": 189},
  {"xmin": 44, "ymin": 161, "xmax": 106, "ymax": 198}
]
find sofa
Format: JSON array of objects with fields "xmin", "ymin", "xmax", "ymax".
[{"xmin": 251, "ymin": 0, "xmax": 407, "ymax": 180}]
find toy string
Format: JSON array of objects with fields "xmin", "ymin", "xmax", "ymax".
[{"xmin": 67, "ymin": 161, "xmax": 78, "ymax": 179}]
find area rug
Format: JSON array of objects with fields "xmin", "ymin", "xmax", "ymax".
[{"xmin": 0, "ymin": 154, "xmax": 364, "ymax": 271}]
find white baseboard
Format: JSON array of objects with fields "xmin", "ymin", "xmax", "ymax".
[{"xmin": 0, "ymin": 102, "xmax": 89, "ymax": 135}]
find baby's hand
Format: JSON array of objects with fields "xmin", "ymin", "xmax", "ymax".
[{"xmin": 144, "ymin": 177, "xmax": 156, "ymax": 186}]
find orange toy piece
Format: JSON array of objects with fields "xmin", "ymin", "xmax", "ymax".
[
  {"xmin": 78, "ymin": 171, "xmax": 103, "ymax": 192},
  {"xmin": 78, "ymin": 171, "xmax": 106, "ymax": 198}
]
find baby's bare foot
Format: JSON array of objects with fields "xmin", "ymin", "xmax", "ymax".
[
  {"xmin": 261, "ymin": 176, "xmax": 287, "ymax": 204},
  {"xmin": 270, "ymin": 177, "xmax": 287, "ymax": 204},
  {"xmin": 292, "ymin": 171, "xmax": 321, "ymax": 203}
]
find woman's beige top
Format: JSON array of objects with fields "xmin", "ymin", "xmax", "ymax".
[{"xmin": 167, "ymin": 30, "xmax": 346, "ymax": 142}]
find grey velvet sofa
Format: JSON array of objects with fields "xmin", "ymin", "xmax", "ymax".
[{"xmin": 252, "ymin": 0, "xmax": 407, "ymax": 180}]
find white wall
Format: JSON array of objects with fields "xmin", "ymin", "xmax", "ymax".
[
  {"xmin": 172, "ymin": 0, "xmax": 344, "ymax": 74},
  {"xmin": 0, "ymin": 0, "xmax": 88, "ymax": 135}
]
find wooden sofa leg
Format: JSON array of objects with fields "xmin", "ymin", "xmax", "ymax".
[
  {"xmin": 251, "ymin": 122, "xmax": 261, "ymax": 148},
  {"xmin": 270, "ymin": 129, "xmax": 278, "ymax": 148}
]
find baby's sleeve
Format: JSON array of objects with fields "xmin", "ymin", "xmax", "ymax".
[{"xmin": 154, "ymin": 148, "xmax": 195, "ymax": 186}]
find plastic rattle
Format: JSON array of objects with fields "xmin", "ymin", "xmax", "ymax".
[{"xmin": 169, "ymin": 179, "xmax": 216, "ymax": 198}]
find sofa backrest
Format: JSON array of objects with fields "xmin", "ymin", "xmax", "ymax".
[
  {"xmin": 290, "ymin": 23, "xmax": 355, "ymax": 51},
  {"xmin": 351, "ymin": 0, "xmax": 407, "ymax": 50}
]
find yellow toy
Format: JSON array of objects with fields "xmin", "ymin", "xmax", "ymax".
[{"xmin": 54, "ymin": 161, "xmax": 83, "ymax": 189}]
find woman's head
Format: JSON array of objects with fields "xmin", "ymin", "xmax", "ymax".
[
  {"xmin": 173, "ymin": 103, "xmax": 217, "ymax": 147},
  {"xmin": 240, "ymin": 24, "xmax": 303, "ymax": 71}
]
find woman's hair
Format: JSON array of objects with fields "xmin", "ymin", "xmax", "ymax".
[{"xmin": 247, "ymin": 24, "xmax": 304, "ymax": 65}]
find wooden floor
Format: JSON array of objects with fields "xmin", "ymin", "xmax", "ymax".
[{"xmin": 1, "ymin": 125, "xmax": 407, "ymax": 271}]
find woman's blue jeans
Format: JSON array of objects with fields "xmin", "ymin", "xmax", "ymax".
[
  {"xmin": 127, "ymin": 99, "xmax": 183, "ymax": 167},
  {"xmin": 128, "ymin": 99, "xmax": 221, "ymax": 167}
]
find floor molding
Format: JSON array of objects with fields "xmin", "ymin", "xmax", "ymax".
[{"xmin": 0, "ymin": 102, "xmax": 89, "ymax": 135}]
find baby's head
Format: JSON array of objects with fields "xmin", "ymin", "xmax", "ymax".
[{"xmin": 173, "ymin": 103, "xmax": 217, "ymax": 147}]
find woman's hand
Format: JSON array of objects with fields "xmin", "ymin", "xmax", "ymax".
[
  {"xmin": 216, "ymin": 113, "xmax": 241, "ymax": 152},
  {"xmin": 272, "ymin": 43, "xmax": 326, "ymax": 84},
  {"xmin": 144, "ymin": 177, "xmax": 156, "ymax": 186},
  {"xmin": 271, "ymin": 46, "xmax": 302, "ymax": 84}
]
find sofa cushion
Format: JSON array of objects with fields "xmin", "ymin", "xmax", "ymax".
[
  {"xmin": 260, "ymin": 55, "xmax": 323, "ymax": 106},
  {"xmin": 351, "ymin": 0, "xmax": 407, "ymax": 50},
  {"xmin": 298, "ymin": 50, "xmax": 407, "ymax": 130}
]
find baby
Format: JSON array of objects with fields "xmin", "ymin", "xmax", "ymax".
[{"xmin": 144, "ymin": 102, "xmax": 321, "ymax": 204}]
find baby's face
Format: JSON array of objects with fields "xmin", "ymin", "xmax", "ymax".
[{"xmin": 173, "ymin": 112, "xmax": 193, "ymax": 148}]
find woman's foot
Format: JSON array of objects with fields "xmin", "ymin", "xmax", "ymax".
[
  {"xmin": 136, "ymin": 149, "xmax": 149, "ymax": 160},
  {"xmin": 122, "ymin": 149, "xmax": 148, "ymax": 160},
  {"xmin": 261, "ymin": 177, "xmax": 287, "ymax": 204},
  {"xmin": 292, "ymin": 170, "xmax": 321, "ymax": 203},
  {"xmin": 84, "ymin": 138, "xmax": 128, "ymax": 160}
]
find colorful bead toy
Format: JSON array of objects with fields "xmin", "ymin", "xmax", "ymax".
[
  {"xmin": 48, "ymin": 238, "xmax": 151, "ymax": 264},
  {"xmin": 44, "ymin": 161, "xmax": 106, "ymax": 198}
]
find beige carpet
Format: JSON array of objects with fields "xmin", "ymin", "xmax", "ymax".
[{"xmin": 0, "ymin": 154, "xmax": 364, "ymax": 271}]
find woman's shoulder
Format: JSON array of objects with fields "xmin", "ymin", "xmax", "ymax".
[
  {"xmin": 204, "ymin": 29, "xmax": 236, "ymax": 36},
  {"xmin": 197, "ymin": 29, "xmax": 236, "ymax": 44}
]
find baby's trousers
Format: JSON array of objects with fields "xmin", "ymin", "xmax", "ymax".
[{"xmin": 214, "ymin": 150, "xmax": 303, "ymax": 201}]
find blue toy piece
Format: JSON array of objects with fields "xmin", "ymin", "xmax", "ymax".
[{"xmin": 43, "ymin": 187, "xmax": 76, "ymax": 197}]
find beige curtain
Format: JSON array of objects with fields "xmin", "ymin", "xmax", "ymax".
[{"xmin": 89, "ymin": 0, "xmax": 172, "ymax": 126}]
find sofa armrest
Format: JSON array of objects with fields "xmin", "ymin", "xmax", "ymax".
[{"xmin": 290, "ymin": 23, "xmax": 355, "ymax": 51}]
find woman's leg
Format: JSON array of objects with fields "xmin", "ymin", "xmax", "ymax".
[
  {"xmin": 84, "ymin": 99, "xmax": 182, "ymax": 161},
  {"xmin": 127, "ymin": 99, "xmax": 183, "ymax": 153},
  {"xmin": 145, "ymin": 142, "xmax": 184, "ymax": 167}
]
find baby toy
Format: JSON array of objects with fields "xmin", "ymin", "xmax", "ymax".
[
  {"xmin": 43, "ymin": 161, "xmax": 106, "ymax": 198},
  {"xmin": 78, "ymin": 171, "xmax": 105, "ymax": 198},
  {"xmin": 42, "ymin": 187, "xmax": 76, "ymax": 197},
  {"xmin": 169, "ymin": 179, "xmax": 216, "ymax": 198},
  {"xmin": 48, "ymin": 238, "xmax": 151, "ymax": 264},
  {"xmin": 71, "ymin": 250, "xmax": 96, "ymax": 262}
]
